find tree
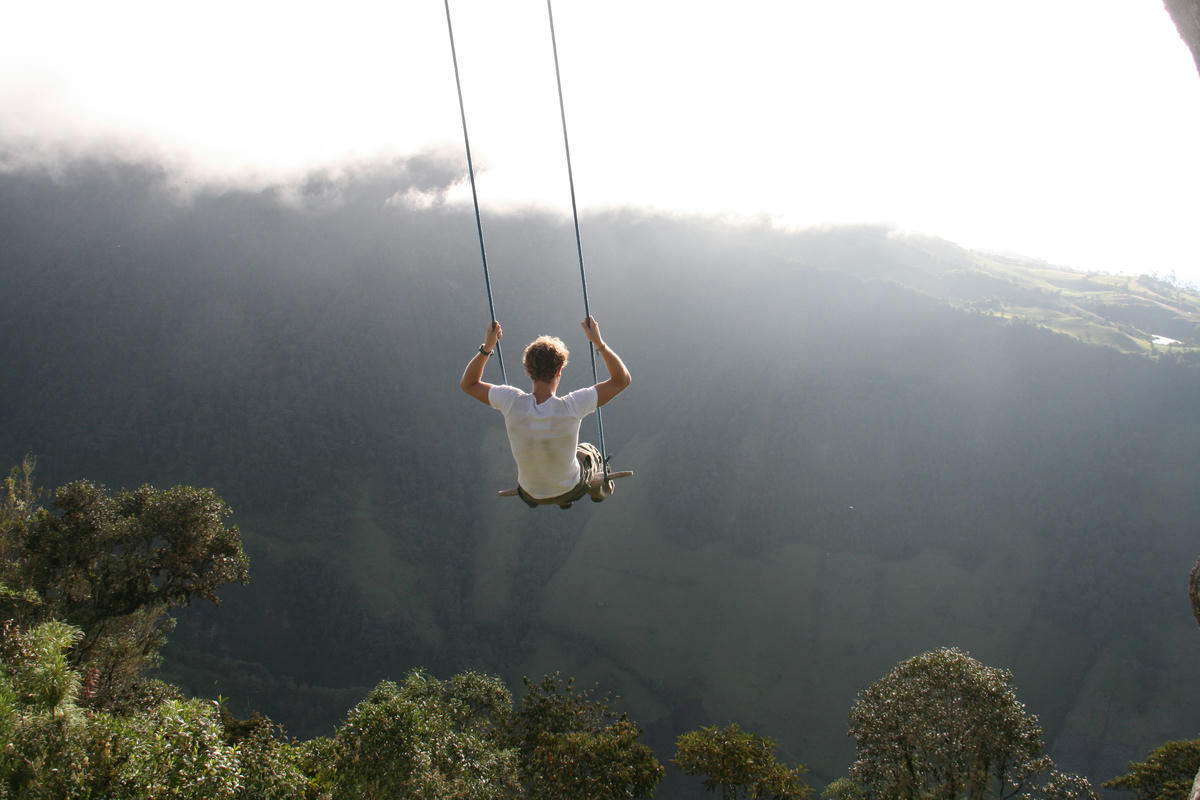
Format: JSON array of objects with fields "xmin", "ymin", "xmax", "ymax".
[
  {"xmin": 846, "ymin": 647, "xmax": 1092, "ymax": 800},
  {"xmin": 822, "ymin": 777, "xmax": 866, "ymax": 800},
  {"xmin": 0, "ymin": 462, "xmax": 325, "ymax": 799},
  {"xmin": 114, "ymin": 698, "xmax": 242, "ymax": 800},
  {"xmin": 0, "ymin": 459, "xmax": 249, "ymax": 708},
  {"xmin": 0, "ymin": 620, "xmax": 95, "ymax": 799},
  {"xmin": 1040, "ymin": 770, "xmax": 1101, "ymax": 800},
  {"xmin": 512, "ymin": 673, "xmax": 616, "ymax": 754},
  {"xmin": 218, "ymin": 706, "xmax": 315, "ymax": 800},
  {"xmin": 674, "ymin": 722, "xmax": 811, "ymax": 800},
  {"xmin": 513, "ymin": 673, "xmax": 663, "ymax": 800},
  {"xmin": 1105, "ymin": 739, "xmax": 1200, "ymax": 800},
  {"xmin": 0, "ymin": 618, "xmax": 296, "ymax": 800},
  {"xmin": 527, "ymin": 718, "xmax": 663, "ymax": 800},
  {"xmin": 330, "ymin": 669, "xmax": 521, "ymax": 800}
]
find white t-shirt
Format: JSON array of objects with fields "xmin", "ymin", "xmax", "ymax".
[{"xmin": 489, "ymin": 385, "xmax": 598, "ymax": 499}]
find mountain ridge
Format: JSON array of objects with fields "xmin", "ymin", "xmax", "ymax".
[{"xmin": 3, "ymin": 158, "xmax": 1199, "ymax": 796}]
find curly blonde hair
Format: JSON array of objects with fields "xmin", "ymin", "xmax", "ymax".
[{"xmin": 523, "ymin": 335, "xmax": 569, "ymax": 383}]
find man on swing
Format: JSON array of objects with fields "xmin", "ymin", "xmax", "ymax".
[{"xmin": 460, "ymin": 316, "xmax": 631, "ymax": 508}]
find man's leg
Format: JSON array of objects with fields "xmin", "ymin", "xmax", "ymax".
[{"xmin": 577, "ymin": 442, "xmax": 613, "ymax": 502}]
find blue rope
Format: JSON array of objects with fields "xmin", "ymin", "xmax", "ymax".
[
  {"xmin": 546, "ymin": 0, "xmax": 609, "ymax": 479},
  {"xmin": 443, "ymin": 0, "xmax": 506, "ymax": 385}
]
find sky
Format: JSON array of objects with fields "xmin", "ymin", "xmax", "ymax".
[{"xmin": 4, "ymin": 0, "xmax": 1200, "ymax": 284}]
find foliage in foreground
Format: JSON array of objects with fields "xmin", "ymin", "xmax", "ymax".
[
  {"xmin": 1104, "ymin": 738, "xmax": 1200, "ymax": 800},
  {"xmin": 0, "ymin": 619, "xmax": 267, "ymax": 800},
  {"xmin": 324, "ymin": 669, "xmax": 521, "ymax": 799},
  {"xmin": 515, "ymin": 674, "xmax": 663, "ymax": 800},
  {"xmin": 0, "ymin": 462, "xmax": 671, "ymax": 799},
  {"xmin": 1, "ymin": 463, "xmax": 1174, "ymax": 800},
  {"xmin": 0, "ymin": 456, "xmax": 250, "ymax": 710},
  {"xmin": 674, "ymin": 722, "xmax": 810, "ymax": 800},
  {"xmin": 0, "ymin": 633, "xmax": 663, "ymax": 800},
  {"xmin": 842, "ymin": 647, "xmax": 1098, "ymax": 800}
]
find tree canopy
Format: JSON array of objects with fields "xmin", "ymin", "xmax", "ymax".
[
  {"xmin": 674, "ymin": 722, "xmax": 810, "ymax": 800},
  {"xmin": 0, "ymin": 457, "xmax": 249, "ymax": 709},
  {"xmin": 0, "ymin": 463, "xmax": 1159, "ymax": 800},
  {"xmin": 847, "ymin": 647, "xmax": 1094, "ymax": 800},
  {"xmin": 326, "ymin": 669, "xmax": 521, "ymax": 800},
  {"xmin": 1104, "ymin": 738, "xmax": 1200, "ymax": 800},
  {"xmin": 513, "ymin": 673, "xmax": 663, "ymax": 800}
]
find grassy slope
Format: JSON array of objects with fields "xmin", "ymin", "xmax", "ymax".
[{"xmin": 894, "ymin": 240, "xmax": 1200, "ymax": 356}]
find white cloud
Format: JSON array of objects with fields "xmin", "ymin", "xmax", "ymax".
[{"xmin": 3, "ymin": 0, "xmax": 1200, "ymax": 281}]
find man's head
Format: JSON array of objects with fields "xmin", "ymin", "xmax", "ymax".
[{"xmin": 524, "ymin": 335, "xmax": 569, "ymax": 383}]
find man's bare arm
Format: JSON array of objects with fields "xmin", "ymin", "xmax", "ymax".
[
  {"xmin": 581, "ymin": 317, "xmax": 630, "ymax": 407},
  {"xmin": 461, "ymin": 321, "xmax": 502, "ymax": 405}
]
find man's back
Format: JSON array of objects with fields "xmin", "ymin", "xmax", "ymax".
[{"xmin": 489, "ymin": 385, "xmax": 598, "ymax": 499}]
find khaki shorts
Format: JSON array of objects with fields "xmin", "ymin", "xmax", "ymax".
[{"xmin": 516, "ymin": 442, "xmax": 608, "ymax": 509}]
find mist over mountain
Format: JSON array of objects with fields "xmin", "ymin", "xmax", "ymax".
[{"xmin": 3, "ymin": 156, "xmax": 1200, "ymax": 795}]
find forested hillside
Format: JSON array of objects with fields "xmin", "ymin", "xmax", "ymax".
[{"xmin": 2, "ymin": 157, "xmax": 1200, "ymax": 793}]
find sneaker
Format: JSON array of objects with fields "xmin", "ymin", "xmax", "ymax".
[{"xmin": 589, "ymin": 478, "xmax": 614, "ymax": 502}]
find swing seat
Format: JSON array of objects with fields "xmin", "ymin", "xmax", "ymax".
[{"xmin": 498, "ymin": 470, "xmax": 634, "ymax": 503}]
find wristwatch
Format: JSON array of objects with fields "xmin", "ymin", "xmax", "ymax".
[{"xmin": 479, "ymin": 345, "xmax": 493, "ymax": 357}]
